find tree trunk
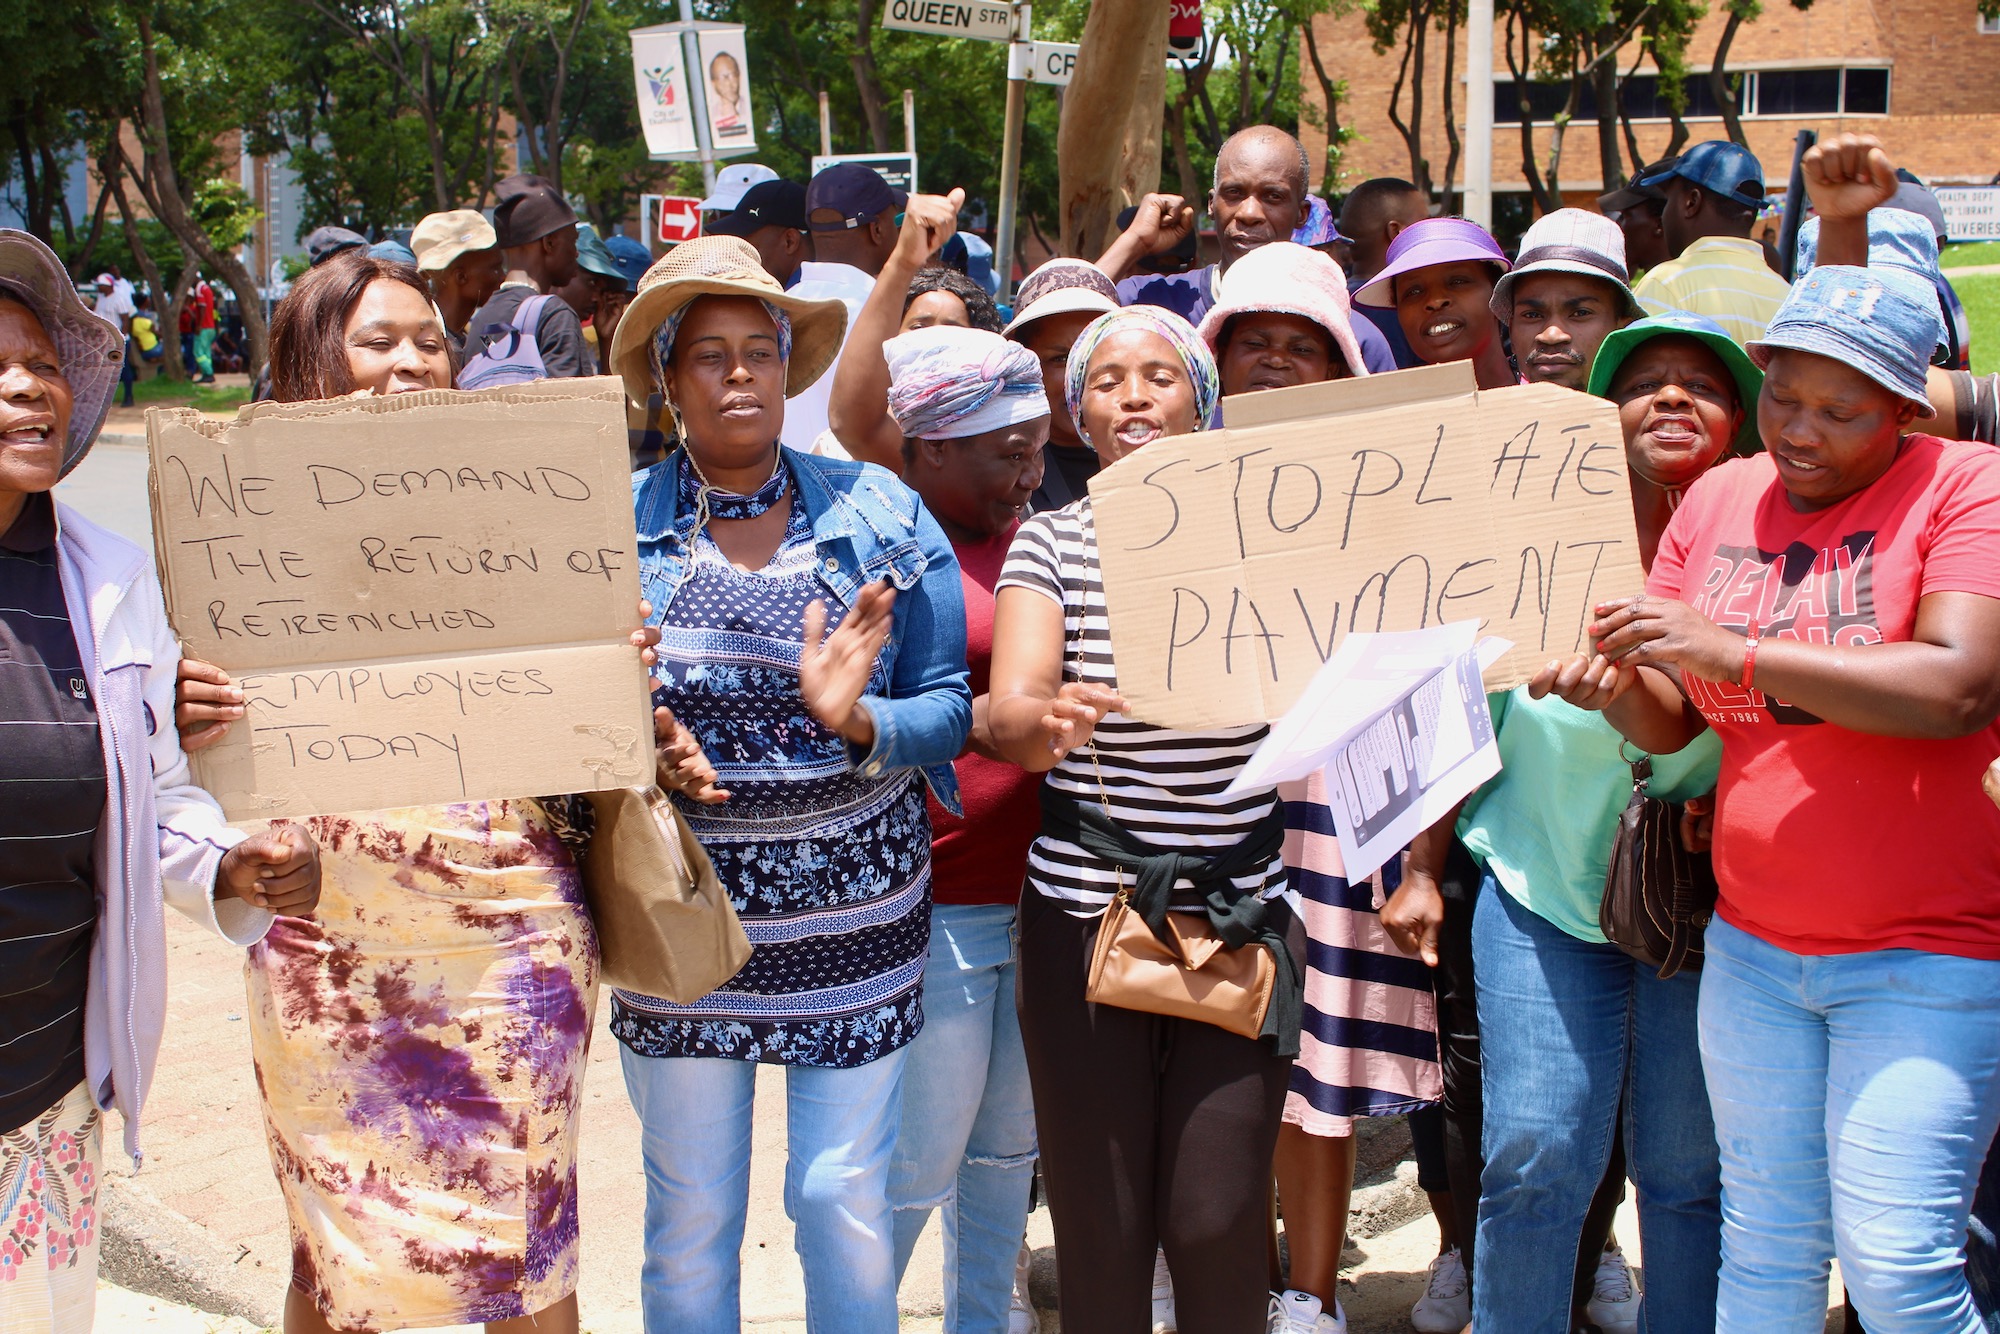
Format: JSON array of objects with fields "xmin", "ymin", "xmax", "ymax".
[
  {"xmin": 127, "ymin": 17, "xmax": 270, "ymax": 378},
  {"xmin": 1594, "ymin": 31, "xmax": 1624, "ymax": 194},
  {"xmin": 8, "ymin": 115, "xmax": 52, "ymax": 243},
  {"xmin": 105, "ymin": 159, "xmax": 185, "ymax": 383},
  {"xmin": 852, "ymin": 0, "xmax": 893, "ymax": 151},
  {"xmin": 1439, "ymin": 0, "xmax": 1462, "ymax": 214},
  {"xmin": 1386, "ymin": 2, "xmax": 1431, "ymax": 196},
  {"xmin": 1059, "ymin": 0, "xmax": 1170, "ymax": 257},
  {"xmin": 1300, "ymin": 22, "xmax": 1349, "ymax": 194},
  {"xmin": 1505, "ymin": 10, "xmax": 1559, "ymax": 213},
  {"xmin": 1617, "ymin": 42, "xmax": 1646, "ymax": 174},
  {"xmin": 72, "ymin": 175, "xmax": 113, "ymax": 281},
  {"xmin": 1709, "ymin": 7, "xmax": 1749, "ymax": 148}
]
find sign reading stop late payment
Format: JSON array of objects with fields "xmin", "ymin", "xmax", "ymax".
[
  {"xmin": 1089, "ymin": 362, "xmax": 1646, "ymax": 731},
  {"xmin": 146, "ymin": 379, "xmax": 655, "ymax": 819},
  {"xmin": 881, "ymin": 0, "xmax": 1011, "ymax": 41}
]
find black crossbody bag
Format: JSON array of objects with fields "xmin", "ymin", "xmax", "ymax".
[{"xmin": 1599, "ymin": 752, "xmax": 1719, "ymax": 979}]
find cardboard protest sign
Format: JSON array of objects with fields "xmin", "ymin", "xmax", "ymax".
[
  {"xmin": 147, "ymin": 379, "xmax": 655, "ymax": 818},
  {"xmin": 1089, "ymin": 361, "xmax": 1644, "ymax": 730}
]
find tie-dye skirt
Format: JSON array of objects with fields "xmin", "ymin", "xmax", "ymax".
[
  {"xmin": 245, "ymin": 802, "xmax": 598, "ymax": 1331},
  {"xmin": 0, "ymin": 1083, "xmax": 100, "ymax": 1334}
]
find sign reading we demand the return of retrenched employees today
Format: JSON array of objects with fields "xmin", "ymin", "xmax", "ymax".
[
  {"xmin": 147, "ymin": 379, "xmax": 654, "ymax": 820},
  {"xmin": 1089, "ymin": 361, "xmax": 1646, "ymax": 732}
]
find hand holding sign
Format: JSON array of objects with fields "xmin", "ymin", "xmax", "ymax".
[
  {"xmin": 176, "ymin": 657, "xmax": 244, "ymax": 752},
  {"xmin": 655, "ymin": 705, "xmax": 730, "ymax": 804},
  {"xmin": 216, "ymin": 823, "xmax": 321, "ymax": 916}
]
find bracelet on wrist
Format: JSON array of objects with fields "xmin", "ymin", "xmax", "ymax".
[{"xmin": 1741, "ymin": 623, "xmax": 1762, "ymax": 691}]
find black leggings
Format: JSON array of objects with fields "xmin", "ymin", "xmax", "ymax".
[{"xmin": 1016, "ymin": 888, "xmax": 1297, "ymax": 1334}]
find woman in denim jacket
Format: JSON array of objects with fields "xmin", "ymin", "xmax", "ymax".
[{"xmin": 606, "ymin": 236, "xmax": 972, "ymax": 1334}]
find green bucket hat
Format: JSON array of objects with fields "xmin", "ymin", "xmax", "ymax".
[{"xmin": 1587, "ymin": 310, "xmax": 1764, "ymax": 455}]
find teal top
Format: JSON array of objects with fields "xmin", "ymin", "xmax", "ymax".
[{"xmin": 1457, "ymin": 687, "xmax": 1723, "ymax": 944}]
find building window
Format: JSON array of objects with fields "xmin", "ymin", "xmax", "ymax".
[
  {"xmin": 1493, "ymin": 65, "xmax": 1890, "ymax": 124},
  {"xmin": 1980, "ymin": 11, "xmax": 2000, "ymax": 32}
]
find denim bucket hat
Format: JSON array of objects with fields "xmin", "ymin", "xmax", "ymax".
[
  {"xmin": 1792, "ymin": 210, "xmax": 1951, "ymax": 362},
  {"xmin": 1747, "ymin": 266, "xmax": 1939, "ymax": 416},
  {"xmin": 1588, "ymin": 311, "xmax": 1765, "ymax": 454}
]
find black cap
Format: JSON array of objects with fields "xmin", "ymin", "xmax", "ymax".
[
  {"xmin": 305, "ymin": 226, "xmax": 368, "ymax": 267},
  {"xmin": 492, "ymin": 173, "xmax": 578, "ymax": 249},
  {"xmin": 805, "ymin": 164, "xmax": 906, "ymax": 232},
  {"xmin": 1598, "ymin": 163, "xmax": 1671, "ymax": 214},
  {"xmin": 711, "ymin": 179, "xmax": 809, "ymax": 239}
]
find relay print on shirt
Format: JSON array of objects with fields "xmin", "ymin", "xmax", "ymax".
[{"xmin": 1681, "ymin": 531, "xmax": 1881, "ymax": 727}]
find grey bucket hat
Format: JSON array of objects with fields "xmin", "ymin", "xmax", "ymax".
[{"xmin": 0, "ymin": 229, "xmax": 125, "ymax": 478}]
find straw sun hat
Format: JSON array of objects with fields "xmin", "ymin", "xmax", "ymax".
[{"xmin": 609, "ymin": 235, "xmax": 847, "ymax": 409}]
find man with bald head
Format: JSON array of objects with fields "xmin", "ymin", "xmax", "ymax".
[
  {"xmin": 1099, "ymin": 125, "xmax": 1395, "ymax": 372},
  {"xmin": 1338, "ymin": 177, "xmax": 1432, "ymax": 368}
]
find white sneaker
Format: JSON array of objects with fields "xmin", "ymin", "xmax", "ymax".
[
  {"xmin": 1585, "ymin": 1245, "xmax": 1641, "ymax": 1333},
  {"xmin": 1009, "ymin": 1241, "xmax": 1040, "ymax": 1334},
  {"xmin": 1267, "ymin": 1287, "xmax": 1348, "ymax": 1333},
  {"xmin": 1411, "ymin": 1246, "xmax": 1471, "ymax": 1333},
  {"xmin": 1152, "ymin": 1247, "xmax": 1177, "ymax": 1334}
]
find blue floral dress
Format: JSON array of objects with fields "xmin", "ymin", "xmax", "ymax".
[{"xmin": 610, "ymin": 475, "xmax": 933, "ymax": 1068}]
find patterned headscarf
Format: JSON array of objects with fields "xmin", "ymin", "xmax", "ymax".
[
  {"xmin": 1063, "ymin": 306, "xmax": 1220, "ymax": 443},
  {"xmin": 650, "ymin": 296, "xmax": 795, "ymax": 409},
  {"xmin": 884, "ymin": 325, "xmax": 1049, "ymax": 440}
]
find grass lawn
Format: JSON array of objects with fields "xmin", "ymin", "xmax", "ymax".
[
  {"xmin": 1959, "ymin": 272, "xmax": 2000, "ymax": 377},
  {"xmin": 1941, "ymin": 240, "xmax": 2000, "ymax": 270},
  {"xmin": 126, "ymin": 373, "xmax": 250, "ymax": 413}
]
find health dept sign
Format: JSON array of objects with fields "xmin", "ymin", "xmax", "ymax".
[{"xmin": 881, "ymin": 0, "xmax": 1011, "ymax": 41}]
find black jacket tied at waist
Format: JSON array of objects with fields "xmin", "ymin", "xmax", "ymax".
[{"xmin": 1038, "ymin": 784, "xmax": 1302, "ymax": 1056}]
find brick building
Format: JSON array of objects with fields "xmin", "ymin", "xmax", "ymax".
[{"xmin": 1300, "ymin": 0, "xmax": 2000, "ymax": 229}]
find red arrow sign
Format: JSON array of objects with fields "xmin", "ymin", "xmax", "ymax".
[{"xmin": 657, "ymin": 195, "xmax": 704, "ymax": 245}]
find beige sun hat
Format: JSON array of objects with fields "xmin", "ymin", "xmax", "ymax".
[
  {"xmin": 610, "ymin": 235, "xmax": 847, "ymax": 408},
  {"xmin": 410, "ymin": 209, "xmax": 498, "ymax": 273}
]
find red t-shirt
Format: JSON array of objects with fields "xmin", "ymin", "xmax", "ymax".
[
  {"xmin": 928, "ymin": 523, "xmax": 1044, "ymax": 906},
  {"xmin": 1648, "ymin": 437, "xmax": 2000, "ymax": 958},
  {"xmin": 194, "ymin": 283, "xmax": 216, "ymax": 331}
]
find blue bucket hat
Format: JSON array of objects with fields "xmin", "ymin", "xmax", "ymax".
[
  {"xmin": 602, "ymin": 234, "xmax": 653, "ymax": 291},
  {"xmin": 1636, "ymin": 141, "xmax": 1767, "ymax": 212},
  {"xmin": 1793, "ymin": 210, "xmax": 1951, "ymax": 362},
  {"xmin": 1747, "ymin": 266, "xmax": 1939, "ymax": 416}
]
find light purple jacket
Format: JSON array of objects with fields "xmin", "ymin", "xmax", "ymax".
[{"xmin": 53, "ymin": 500, "xmax": 273, "ymax": 1167}]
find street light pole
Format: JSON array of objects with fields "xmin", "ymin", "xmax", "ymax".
[
  {"xmin": 678, "ymin": 0, "xmax": 717, "ymax": 194},
  {"xmin": 1464, "ymin": 0, "xmax": 1495, "ymax": 228},
  {"xmin": 994, "ymin": 1, "xmax": 1031, "ymax": 301}
]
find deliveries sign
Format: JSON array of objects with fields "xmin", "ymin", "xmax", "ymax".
[
  {"xmin": 1090, "ymin": 362, "xmax": 1643, "ymax": 730},
  {"xmin": 147, "ymin": 379, "xmax": 654, "ymax": 818}
]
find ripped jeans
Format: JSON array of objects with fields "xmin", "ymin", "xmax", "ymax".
[{"xmin": 890, "ymin": 902, "xmax": 1039, "ymax": 1333}]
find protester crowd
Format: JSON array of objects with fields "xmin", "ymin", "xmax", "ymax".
[{"xmin": 3, "ymin": 123, "xmax": 1998, "ymax": 1334}]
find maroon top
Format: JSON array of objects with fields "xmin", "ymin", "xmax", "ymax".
[{"xmin": 927, "ymin": 524, "xmax": 1043, "ymax": 907}]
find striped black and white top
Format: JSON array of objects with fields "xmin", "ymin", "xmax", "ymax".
[
  {"xmin": 998, "ymin": 498, "xmax": 1285, "ymax": 916},
  {"xmin": 0, "ymin": 493, "xmax": 105, "ymax": 1134}
]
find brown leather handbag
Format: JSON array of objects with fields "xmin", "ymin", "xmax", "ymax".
[
  {"xmin": 1599, "ymin": 753, "xmax": 1718, "ymax": 979},
  {"xmin": 1086, "ymin": 884, "xmax": 1276, "ymax": 1038},
  {"xmin": 581, "ymin": 785, "xmax": 751, "ymax": 1003}
]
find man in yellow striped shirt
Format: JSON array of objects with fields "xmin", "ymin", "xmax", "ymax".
[{"xmin": 1631, "ymin": 142, "xmax": 1791, "ymax": 346}]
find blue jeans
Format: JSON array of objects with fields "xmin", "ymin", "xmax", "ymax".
[
  {"xmin": 1700, "ymin": 918, "xmax": 2000, "ymax": 1334},
  {"xmin": 621, "ymin": 1046, "xmax": 909, "ymax": 1334},
  {"xmin": 1472, "ymin": 872, "xmax": 1721, "ymax": 1333},
  {"xmin": 889, "ymin": 903, "xmax": 1038, "ymax": 1333}
]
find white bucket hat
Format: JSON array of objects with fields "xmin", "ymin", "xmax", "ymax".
[{"xmin": 1489, "ymin": 208, "xmax": 1642, "ymax": 325}]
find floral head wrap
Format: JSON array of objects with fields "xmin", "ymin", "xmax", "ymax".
[
  {"xmin": 884, "ymin": 325, "xmax": 1049, "ymax": 440},
  {"xmin": 1063, "ymin": 306, "xmax": 1220, "ymax": 444}
]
